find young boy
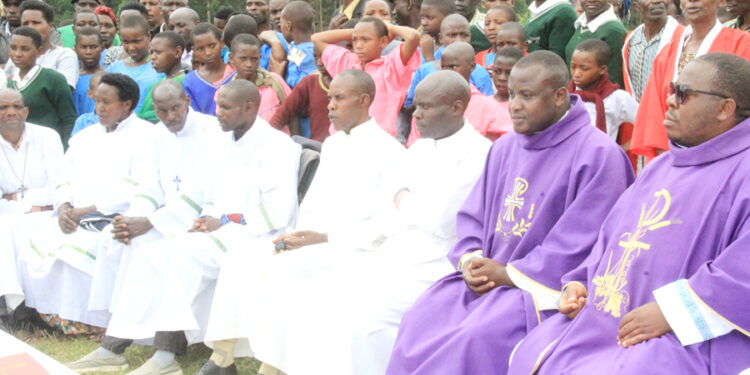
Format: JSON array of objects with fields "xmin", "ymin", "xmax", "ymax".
[
  {"xmin": 73, "ymin": 27, "xmax": 103, "ymax": 116},
  {"xmin": 418, "ymin": 0, "xmax": 455, "ymax": 62},
  {"xmin": 213, "ymin": 6, "xmax": 234, "ymax": 34},
  {"xmin": 7, "ymin": 27, "xmax": 77, "ymax": 146},
  {"xmin": 495, "ymin": 21, "xmax": 528, "ymax": 52},
  {"xmin": 137, "ymin": 31, "xmax": 186, "ymax": 123},
  {"xmin": 261, "ymin": 1, "xmax": 316, "ymax": 88},
  {"xmin": 312, "ymin": 16, "xmax": 420, "ymax": 137},
  {"xmin": 182, "ymin": 22, "xmax": 235, "ymax": 115},
  {"xmin": 71, "ymin": 71, "xmax": 105, "ymax": 137},
  {"xmin": 270, "ymin": 45, "xmax": 332, "ymax": 141},
  {"xmin": 568, "ymin": 39, "xmax": 637, "ymax": 150},
  {"xmin": 474, "ymin": 5, "xmax": 515, "ymax": 68},
  {"xmin": 105, "ymin": 14, "xmax": 164, "ymax": 113},
  {"xmin": 491, "ymin": 46, "xmax": 523, "ymax": 103},
  {"xmin": 229, "ymin": 33, "xmax": 291, "ymax": 121}
]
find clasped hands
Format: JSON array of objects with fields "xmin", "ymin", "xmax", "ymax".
[
  {"xmin": 558, "ymin": 282, "xmax": 671, "ymax": 348},
  {"xmin": 272, "ymin": 230, "xmax": 328, "ymax": 253},
  {"xmin": 461, "ymin": 258, "xmax": 510, "ymax": 296}
]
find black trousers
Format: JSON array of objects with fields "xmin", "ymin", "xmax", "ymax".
[{"xmin": 101, "ymin": 331, "xmax": 187, "ymax": 355}]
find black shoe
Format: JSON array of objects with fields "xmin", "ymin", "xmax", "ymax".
[{"xmin": 195, "ymin": 360, "xmax": 238, "ymax": 375}]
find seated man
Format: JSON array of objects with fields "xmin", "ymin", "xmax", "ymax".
[
  {"xmin": 245, "ymin": 71, "xmax": 492, "ymax": 375},
  {"xmin": 407, "ymin": 42, "xmax": 510, "ymax": 143},
  {"xmin": 72, "ymin": 79, "xmax": 300, "ymax": 375},
  {"xmin": 508, "ymin": 53, "xmax": 750, "ymax": 375},
  {"xmin": 0, "ymin": 88, "xmax": 64, "ymax": 315},
  {"xmin": 201, "ymin": 69, "xmax": 405, "ymax": 374},
  {"xmin": 386, "ymin": 51, "xmax": 635, "ymax": 375},
  {"xmin": 9, "ymin": 73, "xmax": 159, "ymax": 330}
]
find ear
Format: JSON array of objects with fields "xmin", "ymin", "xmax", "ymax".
[
  {"xmin": 522, "ymin": 41, "xmax": 529, "ymax": 51},
  {"xmin": 555, "ymin": 86, "xmax": 569, "ymax": 106},
  {"xmin": 717, "ymin": 98, "xmax": 738, "ymax": 122},
  {"xmin": 452, "ymin": 99, "xmax": 467, "ymax": 117}
]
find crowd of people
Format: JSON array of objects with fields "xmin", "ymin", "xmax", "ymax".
[{"xmin": 0, "ymin": 0, "xmax": 748, "ymax": 373}]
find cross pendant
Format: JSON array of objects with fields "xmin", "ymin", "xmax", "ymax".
[
  {"xmin": 173, "ymin": 176, "xmax": 182, "ymax": 191},
  {"xmin": 18, "ymin": 184, "xmax": 26, "ymax": 199}
]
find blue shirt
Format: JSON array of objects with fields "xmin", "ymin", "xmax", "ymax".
[
  {"xmin": 71, "ymin": 112, "xmax": 99, "ymax": 137},
  {"xmin": 260, "ymin": 32, "xmax": 290, "ymax": 71},
  {"xmin": 418, "ymin": 45, "xmax": 445, "ymax": 64},
  {"xmin": 105, "ymin": 61, "xmax": 165, "ymax": 113},
  {"xmin": 403, "ymin": 61, "xmax": 494, "ymax": 107},
  {"xmin": 284, "ymin": 41, "xmax": 316, "ymax": 88},
  {"xmin": 74, "ymin": 74, "xmax": 95, "ymax": 116}
]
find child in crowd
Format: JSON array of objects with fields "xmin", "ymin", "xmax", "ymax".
[
  {"xmin": 491, "ymin": 46, "xmax": 523, "ymax": 103},
  {"xmin": 312, "ymin": 16, "xmax": 420, "ymax": 137},
  {"xmin": 182, "ymin": 22, "xmax": 235, "ymax": 115},
  {"xmin": 73, "ymin": 27, "xmax": 103, "ymax": 116},
  {"xmin": 213, "ymin": 6, "xmax": 235, "ymax": 35},
  {"xmin": 221, "ymin": 14, "xmax": 258, "ymax": 63},
  {"xmin": 418, "ymin": 0, "xmax": 455, "ymax": 62},
  {"xmin": 95, "ymin": 5, "xmax": 123, "ymax": 68},
  {"xmin": 229, "ymin": 34, "xmax": 291, "ymax": 121},
  {"xmin": 261, "ymin": 1, "xmax": 316, "ymax": 88},
  {"xmin": 71, "ymin": 71, "xmax": 105, "ymax": 137},
  {"xmin": 137, "ymin": 31, "xmax": 186, "ymax": 123},
  {"xmin": 105, "ymin": 14, "xmax": 164, "ymax": 113},
  {"xmin": 270, "ymin": 46, "xmax": 332, "ymax": 141},
  {"xmin": 7, "ymin": 27, "xmax": 76, "ymax": 146},
  {"xmin": 363, "ymin": 0, "xmax": 402, "ymax": 56},
  {"xmin": 474, "ymin": 5, "xmax": 515, "ymax": 68},
  {"xmin": 482, "ymin": 0, "xmax": 514, "ymax": 8},
  {"xmin": 568, "ymin": 39, "xmax": 637, "ymax": 153},
  {"xmin": 495, "ymin": 21, "xmax": 528, "ymax": 52}
]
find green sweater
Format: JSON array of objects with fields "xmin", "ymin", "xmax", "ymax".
[
  {"xmin": 59, "ymin": 24, "xmax": 121, "ymax": 49},
  {"xmin": 137, "ymin": 73, "xmax": 186, "ymax": 123},
  {"xmin": 8, "ymin": 68, "xmax": 77, "ymax": 146},
  {"xmin": 565, "ymin": 21, "xmax": 628, "ymax": 87},
  {"xmin": 524, "ymin": 3, "xmax": 578, "ymax": 61}
]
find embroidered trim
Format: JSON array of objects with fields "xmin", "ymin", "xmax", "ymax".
[
  {"xmin": 58, "ymin": 244, "xmax": 96, "ymax": 260},
  {"xmin": 676, "ymin": 280, "xmax": 712, "ymax": 341},
  {"xmin": 135, "ymin": 193, "xmax": 159, "ymax": 210},
  {"xmin": 259, "ymin": 202, "xmax": 275, "ymax": 232},
  {"xmin": 123, "ymin": 177, "xmax": 139, "ymax": 186},
  {"xmin": 207, "ymin": 234, "xmax": 227, "ymax": 253},
  {"xmin": 180, "ymin": 194, "xmax": 201, "ymax": 214}
]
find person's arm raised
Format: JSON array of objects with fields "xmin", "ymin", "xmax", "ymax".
[
  {"xmin": 388, "ymin": 23, "xmax": 420, "ymax": 65},
  {"xmin": 311, "ymin": 29, "xmax": 354, "ymax": 57}
]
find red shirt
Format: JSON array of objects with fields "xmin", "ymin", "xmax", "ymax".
[{"xmin": 270, "ymin": 71, "xmax": 331, "ymax": 142}]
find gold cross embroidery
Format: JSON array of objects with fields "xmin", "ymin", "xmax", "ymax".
[{"xmin": 503, "ymin": 177, "xmax": 529, "ymax": 222}]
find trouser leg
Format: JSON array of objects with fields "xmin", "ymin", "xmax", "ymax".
[
  {"xmin": 101, "ymin": 335, "xmax": 133, "ymax": 354},
  {"xmin": 153, "ymin": 331, "xmax": 188, "ymax": 355}
]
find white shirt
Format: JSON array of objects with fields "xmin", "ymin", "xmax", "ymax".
[
  {"xmin": 142, "ymin": 109, "xmax": 226, "ymax": 236},
  {"xmin": 296, "ymin": 118, "xmax": 405, "ymax": 249},
  {"xmin": 55, "ymin": 112, "xmax": 160, "ymax": 215},
  {"xmin": 574, "ymin": 5, "xmax": 620, "ymax": 33},
  {"xmin": 580, "ymin": 89, "xmax": 638, "ymax": 140},
  {"xmin": 201, "ymin": 118, "xmax": 301, "ymax": 237},
  {"xmin": 5, "ymin": 46, "xmax": 79, "ymax": 88},
  {"xmin": 0, "ymin": 123, "xmax": 63, "ymax": 213}
]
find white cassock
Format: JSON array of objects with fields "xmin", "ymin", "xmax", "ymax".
[
  {"xmin": 203, "ymin": 118, "xmax": 405, "ymax": 357},
  {"xmin": 11, "ymin": 113, "xmax": 159, "ymax": 327},
  {"xmin": 105, "ymin": 118, "xmax": 300, "ymax": 345},
  {"xmin": 88, "ymin": 109, "xmax": 225, "ymax": 314},
  {"xmin": 0, "ymin": 123, "xmax": 63, "ymax": 313}
]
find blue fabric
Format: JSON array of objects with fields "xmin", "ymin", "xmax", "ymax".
[
  {"xmin": 105, "ymin": 61, "xmax": 165, "ymax": 113},
  {"xmin": 182, "ymin": 69, "xmax": 237, "ymax": 115},
  {"xmin": 285, "ymin": 41, "xmax": 316, "ymax": 88},
  {"xmin": 71, "ymin": 112, "xmax": 99, "ymax": 137},
  {"xmin": 74, "ymin": 74, "xmax": 95, "ymax": 116},
  {"xmin": 221, "ymin": 46, "xmax": 230, "ymax": 63},
  {"xmin": 299, "ymin": 117, "xmax": 310, "ymax": 138},
  {"xmin": 484, "ymin": 52, "xmax": 496, "ymax": 68},
  {"xmin": 403, "ymin": 61, "xmax": 494, "ymax": 107},
  {"xmin": 418, "ymin": 45, "xmax": 445, "ymax": 64}
]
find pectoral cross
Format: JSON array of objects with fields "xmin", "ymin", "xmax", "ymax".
[
  {"xmin": 17, "ymin": 184, "xmax": 26, "ymax": 199},
  {"xmin": 502, "ymin": 178, "xmax": 529, "ymax": 222},
  {"xmin": 173, "ymin": 176, "xmax": 182, "ymax": 191}
]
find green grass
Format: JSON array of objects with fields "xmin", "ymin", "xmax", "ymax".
[{"xmin": 6, "ymin": 324, "xmax": 261, "ymax": 375}]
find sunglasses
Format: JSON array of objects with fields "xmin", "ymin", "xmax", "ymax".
[{"xmin": 669, "ymin": 82, "xmax": 729, "ymax": 105}]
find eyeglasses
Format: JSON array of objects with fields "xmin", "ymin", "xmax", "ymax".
[{"xmin": 669, "ymin": 82, "xmax": 729, "ymax": 105}]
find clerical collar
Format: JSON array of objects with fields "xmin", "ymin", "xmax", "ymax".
[
  {"xmin": 670, "ymin": 117, "xmax": 750, "ymax": 167},
  {"xmin": 574, "ymin": 6, "xmax": 619, "ymax": 33},
  {"xmin": 174, "ymin": 109, "xmax": 197, "ymax": 138},
  {"xmin": 433, "ymin": 120, "xmax": 474, "ymax": 150}
]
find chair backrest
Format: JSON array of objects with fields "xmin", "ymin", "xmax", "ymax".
[{"xmin": 297, "ymin": 148, "xmax": 320, "ymax": 203}]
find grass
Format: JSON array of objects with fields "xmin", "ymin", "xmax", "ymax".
[{"xmin": 5, "ymin": 322, "xmax": 261, "ymax": 375}]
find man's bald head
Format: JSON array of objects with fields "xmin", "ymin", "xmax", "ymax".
[
  {"xmin": 221, "ymin": 78, "xmax": 261, "ymax": 105},
  {"xmin": 513, "ymin": 50, "xmax": 569, "ymax": 90},
  {"xmin": 440, "ymin": 41, "xmax": 476, "ymax": 82},
  {"xmin": 152, "ymin": 79, "xmax": 190, "ymax": 132},
  {"xmin": 281, "ymin": 1, "xmax": 314, "ymax": 34},
  {"xmin": 333, "ymin": 69, "xmax": 376, "ymax": 103},
  {"xmin": 152, "ymin": 79, "xmax": 186, "ymax": 101},
  {"xmin": 216, "ymin": 79, "xmax": 261, "ymax": 136},
  {"xmin": 169, "ymin": 7, "xmax": 198, "ymax": 22},
  {"xmin": 0, "ymin": 88, "xmax": 28, "ymax": 129},
  {"xmin": 328, "ymin": 70, "xmax": 376, "ymax": 133},
  {"xmin": 414, "ymin": 70, "xmax": 470, "ymax": 140}
]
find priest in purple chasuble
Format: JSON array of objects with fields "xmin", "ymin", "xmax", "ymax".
[
  {"xmin": 508, "ymin": 53, "xmax": 750, "ymax": 375},
  {"xmin": 386, "ymin": 51, "xmax": 635, "ymax": 375}
]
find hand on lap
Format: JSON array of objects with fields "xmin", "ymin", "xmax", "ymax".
[
  {"xmin": 559, "ymin": 283, "xmax": 588, "ymax": 319},
  {"xmin": 617, "ymin": 302, "xmax": 671, "ymax": 347}
]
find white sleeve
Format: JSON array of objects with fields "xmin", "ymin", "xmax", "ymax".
[
  {"xmin": 22, "ymin": 130, "xmax": 64, "ymax": 207},
  {"xmin": 653, "ymin": 279, "xmax": 734, "ymax": 346},
  {"xmin": 57, "ymin": 49, "xmax": 80, "ymax": 88},
  {"xmin": 506, "ymin": 264, "xmax": 562, "ymax": 310}
]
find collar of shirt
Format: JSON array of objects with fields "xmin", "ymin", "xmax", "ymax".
[
  {"xmin": 631, "ymin": 24, "xmax": 663, "ymax": 47},
  {"xmin": 233, "ymin": 116, "xmax": 270, "ymax": 145},
  {"xmin": 11, "ymin": 65, "xmax": 41, "ymax": 90},
  {"xmin": 341, "ymin": 0, "xmax": 362, "ymax": 19},
  {"xmin": 574, "ymin": 5, "xmax": 619, "ymax": 33},
  {"xmin": 528, "ymin": 0, "xmax": 570, "ymax": 22},
  {"xmin": 173, "ymin": 108, "xmax": 198, "ymax": 138},
  {"xmin": 111, "ymin": 112, "xmax": 139, "ymax": 134}
]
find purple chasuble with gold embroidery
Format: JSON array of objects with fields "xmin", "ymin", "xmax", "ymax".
[
  {"xmin": 386, "ymin": 95, "xmax": 634, "ymax": 375},
  {"xmin": 508, "ymin": 115, "xmax": 750, "ymax": 375}
]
